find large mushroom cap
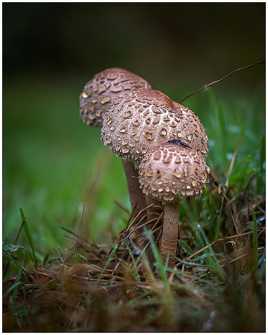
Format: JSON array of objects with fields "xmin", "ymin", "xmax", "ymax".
[
  {"xmin": 101, "ymin": 88, "xmax": 208, "ymax": 164},
  {"xmin": 138, "ymin": 143, "xmax": 209, "ymax": 203},
  {"xmin": 80, "ymin": 68, "xmax": 151, "ymax": 127}
]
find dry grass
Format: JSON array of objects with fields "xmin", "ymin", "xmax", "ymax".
[{"xmin": 3, "ymin": 172, "xmax": 265, "ymax": 332}]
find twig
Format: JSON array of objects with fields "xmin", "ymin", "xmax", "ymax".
[
  {"xmin": 177, "ymin": 259, "xmax": 208, "ymax": 268},
  {"xmin": 186, "ymin": 231, "xmax": 256, "ymax": 260},
  {"xmin": 229, "ymin": 252, "xmax": 249, "ymax": 264},
  {"xmin": 127, "ymin": 203, "xmax": 155, "ymax": 230},
  {"xmin": 180, "ymin": 59, "xmax": 265, "ymax": 102},
  {"xmin": 114, "ymin": 200, "xmax": 130, "ymax": 215}
]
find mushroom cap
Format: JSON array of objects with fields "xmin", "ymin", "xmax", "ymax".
[
  {"xmin": 101, "ymin": 88, "xmax": 208, "ymax": 164},
  {"xmin": 80, "ymin": 68, "xmax": 151, "ymax": 127},
  {"xmin": 138, "ymin": 144, "xmax": 209, "ymax": 203}
]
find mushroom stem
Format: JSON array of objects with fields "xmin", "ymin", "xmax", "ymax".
[
  {"xmin": 160, "ymin": 203, "xmax": 179, "ymax": 262},
  {"xmin": 122, "ymin": 160, "xmax": 146, "ymax": 216},
  {"xmin": 144, "ymin": 197, "xmax": 163, "ymax": 263},
  {"xmin": 145, "ymin": 197, "xmax": 163, "ymax": 232}
]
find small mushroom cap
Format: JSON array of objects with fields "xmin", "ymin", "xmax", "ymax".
[
  {"xmin": 80, "ymin": 68, "xmax": 151, "ymax": 127},
  {"xmin": 101, "ymin": 88, "xmax": 208, "ymax": 164},
  {"xmin": 138, "ymin": 144, "xmax": 209, "ymax": 203}
]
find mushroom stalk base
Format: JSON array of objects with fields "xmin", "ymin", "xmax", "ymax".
[
  {"xmin": 160, "ymin": 203, "xmax": 179, "ymax": 261},
  {"xmin": 123, "ymin": 161, "xmax": 146, "ymax": 216}
]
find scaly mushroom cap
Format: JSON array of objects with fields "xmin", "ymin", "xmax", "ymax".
[
  {"xmin": 101, "ymin": 88, "xmax": 208, "ymax": 164},
  {"xmin": 80, "ymin": 68, "xmax": 151, "ymax": 127},
  {"xmin": 138, "ymin": 143, "xmax": 209, "ymax": 203}
]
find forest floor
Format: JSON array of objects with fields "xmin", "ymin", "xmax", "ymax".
[
  {"xmin": 3, "ymin": 82, "xmax": 265, "ymax": 332},
  {"xmin": 3, "ymin": 172, "xmax": 265, "ymax": 332}
]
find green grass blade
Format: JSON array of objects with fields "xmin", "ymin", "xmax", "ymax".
[
  {"xmin": 19, "ymin": 208, "xmax": 37, "ymax": 266},
  {"xmin": 144, "ymin": 228, "xmax": 169, "ymax": 288}
]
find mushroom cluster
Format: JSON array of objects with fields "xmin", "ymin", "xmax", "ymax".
[{"xmin": 80, "ymin": 68, "xmax": 209, "ymax": 263}]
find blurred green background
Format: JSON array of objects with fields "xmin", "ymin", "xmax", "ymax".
[{"xmin": 3, "ymin": 3, "xmax": 265, "ymax": 255}]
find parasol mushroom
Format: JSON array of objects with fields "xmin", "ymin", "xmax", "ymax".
[
  {"xmin": 80, "ymin": 67, "xmax": 209, "ymax": 263},
  {"xmin": 139, "ymin": 143, "xmax": 209, "ymax": 260},
  {"xmin": 80, "ymin": 68, "xmax": 151, "ymax": 216},
  {"xmin": 100, "ymin": 87, "xmax": 209, "ymax": 256}
]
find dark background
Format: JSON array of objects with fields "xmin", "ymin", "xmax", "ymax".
[{"xmin": 4, "ymin": 3, "xmax": 265, "ymax": 93}]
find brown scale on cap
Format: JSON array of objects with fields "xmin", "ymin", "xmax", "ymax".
[
  {"xmin": 101, "ymin": 88, "xmax": 208, "ymax": 164},
  {"xmin": 138, "ymin": 143, "xmax": 209, "ymax": 261},
  {"xmin": 139, "ymin": 144, "xmax": 209, "ymax": 203},
  {"xmin": 80, "ymin": 68, "xmax": 151, "ymax": 127}
]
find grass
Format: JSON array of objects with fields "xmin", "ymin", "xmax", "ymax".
[{"xmin": 3, "ymin": 76, "xmax": 265, "ymax": 331}]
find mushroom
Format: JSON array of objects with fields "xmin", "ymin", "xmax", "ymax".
[
  {"xmin": 80, "ymin": 68, "xmax": 151, "ymax": 216},
  {"xmin": 100, "ymin": 87, "xmax": 208, "ymax": 256},
  {"xmin": 80, "ymin": 68, "xmax": 209, "ymax": 262},
  {"xmin": 139, "ymin": 143, "xmax": 209, "ymax": 260}
]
